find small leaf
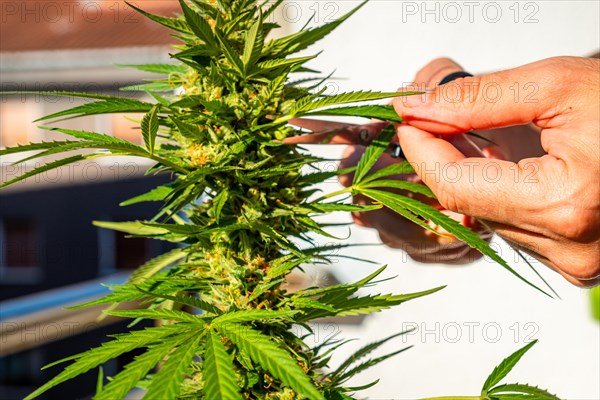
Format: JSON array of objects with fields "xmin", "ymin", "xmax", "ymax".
[
  {"xmin": 128, "ymin": 248, "xmax": 187, "ymax": 284},
  {"xmin": 179, "ymin": 0, "xmax": 218, "ymax": 48},
  {"xmin": 141, "ymin": 104, "xmax": 160, "ymax": 154},
  {"xmin": 95, "ymin": 367, "xmax": 104, "ymax": 394},
  {"xmin": 211, "ymin": 188, "xmax": 229, "ymax": 223},
  {"xmin": 203, "ymin": 332, "xmax": 242, "ymax": 400},
  {"xmin": 120, "ymin": 183, "xmax": 175, "ymax": 206},
  {"xmin": 306, "ymin": 104, "xmax": 403, "ymax": 123},
  {"xmin": 330, "ymin": 331, "xmax": 410, "ymax": 381},
  {"xmin": 359, "ymin": 179, "xmax": 435, "ymax": 198},
  {"xmin": 242, "ymin": 18, "xmax": 264, "ymax": 68},
  {"xmin": 361, "ymin": 161, "xmax": 415, "ymax": 182},
  {"xmin": 127, "ymin": 2, "xmax": 191, "ymax": 33},
  {"xmin": 482, "ymin": 340, "xmax": 538, "ymax": 392},
  {"xmin": 93, "ymin": 220, "xmax": 168, "ymax": 236},
  {"xmin": 252, "ymin": 55, "xmax": 317, "ymax": 77},
  {"xmin": 38, "ymin": 126, "xmax": 128, "ymax": 144},
  {"xmin": 353, "ymin": 126, "xmax": 396, "ymax": 184},
  {"xmin": 307, "ymin": 202, "xmax": 383, "ymax": 213},
  {"xmin": 117, "ymin": 63, "xmax": 185, "ymax": 75},
  {"xmin": 215, "ymin": 30, "xmax": 245, "ymax": 76},
  {"xmin": 488, "ymin": 383, "xmax": 561, "ymax": 400}
]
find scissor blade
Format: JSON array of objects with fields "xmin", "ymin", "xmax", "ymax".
[{"xmin": 288, "ymin": 117, "xmax": 356, "ymax": 133}]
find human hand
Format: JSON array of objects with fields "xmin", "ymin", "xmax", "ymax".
[
  {"xmin": 285, "ymin": 114, "xmax": 495, "ymax": 264},
  {"xmin": 393, "ymin": 56, "xmax": 600, "ymax": 286}
]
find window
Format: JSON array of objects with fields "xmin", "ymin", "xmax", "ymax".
[
  {"xmin": 0, "ymin": 218, "xmax": 43, "ymax": 284},
  {"xmin": 97, "ymin": 221, "xmax": 155, "ymax": 275},
  {"xmin": 115, "ymin": 232, "xmax": 150, "ymax": 270}
]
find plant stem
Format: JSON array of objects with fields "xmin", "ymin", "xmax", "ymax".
[{"xmin": 420, "ymin": 396, "xmax": 484, "ymax": 400}]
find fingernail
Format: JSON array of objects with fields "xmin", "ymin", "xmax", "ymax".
[{"xmin": 359, "ymin": 129, "xmax": 370, "ymax": 143}]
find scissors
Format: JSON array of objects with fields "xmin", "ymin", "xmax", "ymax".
[{"xmin": 285, "ymin": 118, "xmax": 405, "ymax": 159}]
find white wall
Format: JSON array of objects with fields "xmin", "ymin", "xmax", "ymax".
[{"xmin": 280, "ymin": 1, "xmax": 599, "ymax": 398}]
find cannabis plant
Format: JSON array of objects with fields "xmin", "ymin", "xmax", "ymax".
[{"xmin": 1, "ymin": 1, "xmax": 559, "ymax": 399}]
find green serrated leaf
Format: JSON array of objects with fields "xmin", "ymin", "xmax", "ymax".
[
  {"xmin": 215, "ymin": 30, "xmax": 245, "ymax": 76},
  {"xmin": 488, "ymin": 383, "xmax": 561, "ymax": 400},
  {"xmin": 179, "ymin": 0, "xmax": 218, "ymax": 48},
  {"xmin": 330, "ymin": 331, "xmax": 409, "ymax": 381},
  {"xmin": 127, "ymin": 2, "xmax": 191, "ymax": 33},
  {"xmin": 106, "ymin": 308, "xmax": 202, "ymax": 324},
  {"xmin": 93, "ymin": 220, "xmax": 168, "ymax": 236},
  {"xmin": 95, "ymin": 367, "xmax": 104, "ymax": 394},
  {"xmin": 120, "ymin": 82, "xmax": 175, "ymax": 92},
  {"xmin": 0, "ymin": 155, "xmax": 94, "ymax": 189},
  {"xmin": 0, "ymin": 140, "xmax": 70, "ymax": 156},
  {"xmin": 203, "ymin": 332, "xmax": 242, "ymax": 400},
  {"xmin": 212, "ymin": 310, "xmax": 297, "ymax": 326},
  {"xmin": 242, "ymin": 17, "xmax": 264, "ymax": 68},
  {"xmin": 144, "ymin": 334, "xmax": 201, "ymax": 400},
  {"xmin": 482, "ymin": 340, "xmax": 538, "ymax": 392},
  {"xmin": 39, "ymin": 126, "xmax": 127, "ymax": 144},
  {"xmin": 334, "ymin": 347, "xmax": 410, "ymax": 384},
  {"xmin": 217, "ymin": 324, "xmax": 324, "ymax": 400},
  {"xmin": 128, "ymin": 248, "xmax": 187, "ymax": 284},
  {"xmin": 307, "ymin": 202, "xmax": 383, "ymax": 213},
  {"xmin": 36, "ymin": 98, "xmax": 153, "ymax": 122},
  {"xmin": 269, "ymin": 1, "xmax": 366, "ymax": 57},
  {"xmin": 117, "ymin": 63, "xmax": 185, "ymax": 75},
  {"xmin": 252, "ymin": 55, "xmax": 317, "ymax": 77},
  {"xmin": 361, "ymin": 161, "xmax": 415, "ymax": 182},
  {"xmin": 25, "ymin": 325, "xmax": 183, "ymax": 400},
  {"xmin": 306, "ymin": 105, "xmax": 404, "ymax": 123},
  {"xmin": 120, "ymin": 183, "xmax": 175, "ymax": 206},
  {"xmin": 292, "ymin": 91, "xmax": 417, "ymax": 116},
  {"xmin": 359, "ymin": 179, "xmax": 435, "ymax": 198},
  {"xmin": 359, "ymin": 189, "xmax": 550, "ymax": 297},
  {"xmin": 212, "ymin": 188, "xmax": 229, "ymax": 223},
  {"xmin": 141, "ymin": 104, "xmax": 160, "ymax": 154},
  {"xmin": 353, "ymin": 126, "xmax": 396, "ymax": 184},
  {"xmin": 135, "ymin": 287, "xmax": 221, "ymax": 315},
  {"xmin": 95, "ymin": 334, "xmax": 190, "ymax": 400}
]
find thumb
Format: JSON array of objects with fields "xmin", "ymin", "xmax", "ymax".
[
  {"xmin": 393, "ymin": 58, "xmax": 569, "ymax": 134},
  {"xmin": 396, "ymin": 124, "xmax": 545, "ymax": 229}
]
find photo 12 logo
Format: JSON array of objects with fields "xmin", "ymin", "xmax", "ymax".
[{"xmin": 400, "ymin": 1, "xmax": 540, "ymax": 24}]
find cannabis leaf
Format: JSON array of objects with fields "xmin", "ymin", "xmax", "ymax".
[
  {"xmin": 217, "ymin": 324, "xmax": 325, "ymax": 400},
  {"xmin": 482, "ymin": 340, "xmax": 538, "ymax": 392},
  {"xmin": 144, "ymin": 334, "xmax": 201, "ymax": 399},
  {"xmin": 353, "ymin": 126, "xmax": 396, "ymax": 183},
  {"xmin": 306, "ymin": 104, "xmax": 404, "ymax": 123},
  {"xmin": 141, "ymin": 104, "xmax": 160, "ymax": 154},
  {"xmin": 203, "ymin": 332, "xmax": 242, "ymax": 400}
]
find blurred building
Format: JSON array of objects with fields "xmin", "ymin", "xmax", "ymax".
[{"xmin": 1, "ymin": 2, "xmax": 180, "ymax": 399}]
